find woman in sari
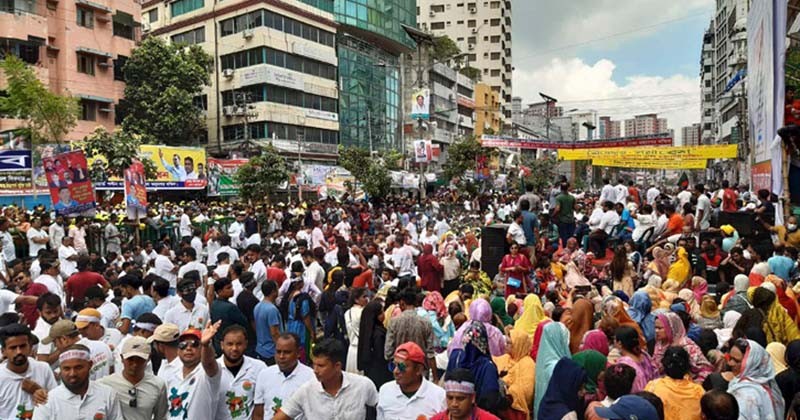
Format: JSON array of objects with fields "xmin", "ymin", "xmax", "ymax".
[
  {"xmin": 660, "ymin": 279, "xmax": 681, "ymax": 309},
  {"xmin": 580, "ymin": 330, "xmax": 610, "ymax": 356},
  {"xmin": 530, "ymin": 318, "xmax": 553, "ymax": 360},
  {"xmin": 644, "ymin": 346, "xmax": 704, "ymax": 420},
  {"xmin": 572, "ymin": 350, "xmax": 608, "ymax": 402},
  {"xmin": 766, "ymin": 342, "xmax": 788, "ymax": 375},
  {"xmin": 691, "ymin": 276, "xmax": 708, "ymax": 303},
  {"xmin": 602, "ymin": 296, "xmax": 646, "ymax": 349},
  {"xmin": 421, "ymin": 291, "xmax": 453, "ymax": 351},
  {"xmin": 537, "ymin": 357, "xmax": 588, "ymax": 420},
  {"xmin": 767, "ymin": 274, "xmax": 800, "ymax": 323},
  {"xmin": 418, "ymin": 244, "xmax": 444, "ymax": 293},
  {"xmin": 357, "ymin": 300, "xmax": 393, "ymax": 388},
  {"xmin": 567, "ymin": 298, "xmax": 595, "ymax": 354},
  {"xmin": 666, "ymin": 247, "xmax": 691, "ymax": 286},
  {"xmin": 500, "ymin": 243, "xmax": 532, "ymax": 297},
  {"xmin": 493, "ymin": 329, "xmax": 535, "ymax": 420},
  {"xmin": 614, "ymin": 325, "xmax": 657, "ymax": 392},
  {"xmin": 447, "ymin": 321, "xmax": 509, "ymax": 416},
  {"xmin": 627, "ymin": 291, "xmax": 656, "ymax": 348},
  {"xmin": 653, "ymin": 312, "xmax": 713, "ymax": 383},
  {"xmin": 450, "ymin": 298, "xmax": 507, "ymax": 356},
  {"xmin": 491, "ymin": 296, "xmax": 514, "ymax": 328},
  {"xmin": 677, "ymin": 288, "xmax": 701, "ymax": 321},
  {"xmin": 646, "ymin": 246, "xmax": 671, "ymax": 280},
  {"xmin": 533, "ymin": 322, "xmax": 571, "ymax": 419},
  {"xmin": 752, "ymin": 286, "xmax": 800, "ymax": 345},
  {"xmin": 514, "ymin": 294, "xmax": 546, "ymax": 336},
  {"xmin": 698, "ymin": 295, "xmax": 722, "ymax": 330},
  {"xmin": 727, "ymin": 338, "xmax": 785, "ymax": 420}
]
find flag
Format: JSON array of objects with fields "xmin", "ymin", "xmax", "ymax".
[{"xmin": 677, "ymin": 172, "xmax": 689, "ymax": 189}]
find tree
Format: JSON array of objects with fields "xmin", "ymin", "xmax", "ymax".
[
  {"xmin": 379, "ymin": 149, "xmax": 404, "ymax": 171},
  {"xmin": 234, "ymin": 146, "xmax": 289, "ymax": 202},
  {"xmin": 338, "ymin": 146, "xmax": 391, "ymax": 198},
  {"xmin": 443, "ymin": 136, "xmax": 484, "ymax": 181},
  {"xmin": 459, "ymin": 66, "xmax": 481, "ymax": 81},
  {"xmin": 120, "ymin": 37, "xmax": 212, "ymax": 145},
  {"xmin": 521, "ymin": 153, "xmax": 560, "ymax": 194},
  {"xmin": 432, "ymin": 36, "xmax": 461, "ymax": 63},
  {"xmin": 79, "ymin": 127, "xmax": 157, "ymax": 182},
  {"xmin": 0, "ymin": 56, "xmax": 80, "ymax": 144}
]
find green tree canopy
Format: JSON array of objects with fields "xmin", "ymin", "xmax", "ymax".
[
  {"xmin": 443, "ymin": 136, "xmax": 485, "ymax": 181},
  {"xmin": 234, "ymin": 146, "xmax": 289, "ymax": 202},
  {"xmin": 79, "ymin": 127, "xmax": 157, "ymax": 181},
  {"xmin": 433, "ymin": 36, "xmax": 461, "ymax": 63},
  {"xmin": 338, "ymin": 146, "xmax": 391, "ymax": 198},
  {"xmin": 120, "ymin": 37, "xmax": 212, "ymax": 145},
  {"xmin": 459, "ymin": 66, "xmax": 481, "ymax": 82},
  {"xmin": 0, "ymin": 56, "xmax": 80, "ymax": 144},
  {"xmin": 521, "ymin": 153, "xmax": 560, "ymax": 194}
]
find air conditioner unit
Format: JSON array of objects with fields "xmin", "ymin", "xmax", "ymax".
[
  {"xmin": 429, "ymin": 10, "xmax": 435, "ymax": 17},
  {"xmin": 141, "ymin": 22, "xmax": 151, "ymax": 32},
  {"xmin": 242, "ymin": 29, "xmax": 254, "ymax": 39},
  {"xmin": 471, "ymin": 28, "xmax": 478, "ymax": 34},
  {"xmin": 235, "ymin": 107, "xmax": 245, "ymax": 115},
  {"xmin": 469, "ymin": 7, "xmax": 476, "ymax": 13},
  {"xmin": 468, "ymin": 44, "xmax": 475, "ymax": 50},
  {"xmin": 222, "ymin": 69, "xmax": 234, "ymax": 78},
  {"xmin": 222, "ymin": 106, "xmax": 235, "ymax": 116}
]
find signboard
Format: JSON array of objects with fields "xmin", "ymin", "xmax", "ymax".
[
  {"xmin": 411, "ymin": 88, "xmax": 430, "ymax": 120},
  {"xmin": 414, "ymin": 140, "xmax": 431, "ymax": 163},
  {"xmin": 239, "ymin": 65, "xmax": 305, "ymax": 91},
  {"xmin": 305, "ymin": 109, "xmax": 339, "ymax": 121},
  {"xmin": 592, "ymin": 158, "xmax": 709, "ymax": 170},
  {"xmin": 124, "ymin": 159, "xmax": 147, "ymax": 214},
  {"xmin": 559, "ymin": 144, "xmax": 738, "ymax": 161},
  {"xmin": 0, "ymin": 150, "xmax": 32, "ymax": 171},
  {"xmin": 207, "ymin": 158, "xmax": 248, "ymax": 196},
  {"xmin": 752, "ymin": 161, "xmax": 772, "ymax": 191},
  {"xmin": 481, "ymin": 134, "xmax": 673, "ymax": 150},
  {"xmin": 43, "ymin": 151, "xmax": 96, "ymax": 216},
  {"xmin": 0, "ymin": 149, "xmax": 33, "ymax": 196},
  {"xmin": 88, "ymin": 145, "xmax": 207, "ymax": 190},
  {"xmin": 0, "ymin": 130, "xmax": 30, "ymax": 150}
]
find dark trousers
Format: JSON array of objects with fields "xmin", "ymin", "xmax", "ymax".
[
  {"xmin": 588, "ymin": 230, "xmax": 608, "ymax": 257},
  {"xmin": 557, "ymin": 222, "xmax": 576, "ymax": 248}
]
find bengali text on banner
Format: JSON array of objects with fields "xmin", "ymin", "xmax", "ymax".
[
  {"xmin": 591, "ymin": 158, "xmax": 709, "ymax": 170},
  {"xmin": 559, "ymin": 144, "xmax": 738, "ymax": 161}
]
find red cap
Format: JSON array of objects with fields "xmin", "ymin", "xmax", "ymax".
[
  {"xmin": 394, "ymin": 342, "xmax": 426, "ymax": 364},
  {"xmin": 179, "ymin": 328, "xmax": 202, "ymax": 341}
]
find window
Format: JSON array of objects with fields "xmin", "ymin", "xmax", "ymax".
[
  {"xmin": 77, "ymin": 53, "xmax": 95, "ymax": 75},
  {"xmin": 457, "ymin": 20, "xmax": 463, "ymax": 24},
  {"xmin": 467, "ymin": 20, "xmax": 476, "ymax": 27},
  {"xmin": 193, "ymin": 94, "xmax": 207, "ymax": 110},
  {"xmin": 467, "ymin": 54, "xmax": 476, "ymax": 61},
  {"xmin": 170, "ymin": 0, "xmax": 203, "ymax": 17},
  {"xmin": 220, "ymin": 46, "xmax": 336, "ymax": 80},
  {"xmin": 112, "ymin": 12, "xmax": 135, "ymax": 40},
  {"xmin": 490, "ymin": 1, "xmax": 500, "ymax": 8},
  {"xmin": 704, "ymin": 80, "xmax": 711, "ymax": 87},
  {"xmin": 490, "ymin": 35, "xmax": 500, "ymax": 43},
  {"xmin": 147, "ymin": 8, "xmax": 157, "ymax": 23},
  {"xmin": 490, "ymin": 52, "xmax": 500, "ymax": 60},
  {"xmin": 431, "ymin": 5, "xmax": 444, "ymax": 12},
  {"xmin": 76, "ymin": 7, "xmax": 94, "ymax": 28},
  {"xmin": 113, "ymin": 55, "xmax": 127, "ymax": 81},
  {"xmin": 490, "ymin": 18, "xmax": 500, "ymax": 26},
  {"xmin": 81, "ymin": 100, "xmax": 97, "ymax": 121},
  {"xmin": 217, "ymin": 9, "xmax": 334, "ymax": 47},
  {"xmin": 0, "ymin": 38, "xmax": 40, "ymax": 64},
  {"xmin": 467, "ymin": 36, "xmax": 476, "ymax": 44},
  {"xmin": 171, "ymin": 27, "xmax": 205, "ymax": 44},
  {"xmin": 490, "ymin": 69, "xmax": 500, "ymax": 76},
  {"xmin": 430, "ymin": 22, "xmax": 445, "ymax": 30}
]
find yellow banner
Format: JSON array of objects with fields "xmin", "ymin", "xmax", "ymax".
[
  {"xmin": 558, "ymin": 144, "xmax": 738, "ymax": 161},
  {"xmin": 592, "ymin": 158, "xmax": 709, "ymax": 170},
  {"xmin": 87, "ymin": 145, "xmax": 207, "ymax": 190}
]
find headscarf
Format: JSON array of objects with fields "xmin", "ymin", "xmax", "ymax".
[
  {"xmin": 493, "ymin": 328, "xmax": 535, "ymax": 417},
  {"xmin": 491, "ymin": 296, "xmax": 514, "ymax": 327},
  {"xmin": 572, "ymin": 350, "xmax": 607, "ymax": 394},
  {"xmin": 580, "ymin": 330, "xmax": 610, "ymax": 356},
  {"xmin": 678, "ymin": 288, "xmax": 701, "ymax": 320},
  {"xmin": 530, "ymin": 319, "xmax": 552, "ymax": 360},
  {"xmin": 450, "ymin": 298, "xmax": 507, "ymax": 356},
  {"xmin": 447, "ymin": 321, "xmax": 501, "ymax": 400},
  {"xmin": 767, "ymin": 342, "xmax": 788, "ymax": 374},
  {"xmin": 667, "ymin": 247, "xmax": 691, "ymax": 286},
  {"xmin": 537, "ymin": 358, "xmax": 587, "ymax": 420},
  {"xmin": 714, "ymin": 311, "xmax": 741, "ymax": 348},
  {"xmin": 691, "ymin": 276, "xmax": 708, "ymax": 303},
  {"xmin": 767, "ymin": 275, "xmax": 800, "ymax": 322},
  {"xmin": 514, "ymin": 294, "xmax": 545, "ymax": 336},
  {"xmin": 649, "ymin": 246, "xmax": 670, "ymax": 279},
  {"xmin": 603, "ymin": 296, "xmax": 646, "ymax": 349},
  {"xmin": 753, "ymin": 287, "xmax": 800, "ymax": 345},
  {"xmin": 627, "ymin": 291, "xmax": 656, "ymax": 344},
  {"xmin": 728, "ymin": 339, "xmax": 785, "ymax": 420},
  {"xmin": 734, "ymin": 274, "xmax": 751, "ymax": 292},
  {"xmin": 700, "ymin": 294, "xmax": 720, "ymax": 319},
  {"xmin": 568, "ymin": 298, "xmax": 595, "ymax": 354},
  {"xmin": 533, "ymin": 322, "xmax": 571, "ymax": 418},
  {"xmin": 653, "ymin": 312, "xmax": 713, "ymax": 383},
  {"xmin": 423, "ymin": 291, "xmax": 447, "ymax": 320}
]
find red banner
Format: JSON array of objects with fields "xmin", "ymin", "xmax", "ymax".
[
  {"xmin": 480, "ymin": 134, "xmax": 674, "ymax": 150},
  {"xmin": 124, "ymin": 160, "xmax": 148, "ymax": 214},
  {"xmin": 43, "ymin": 151, "xmax": 96, "ymax": 216},
  {"xmin": 752, "ymin": 161, "xmax": 772, "ymax": 192}
]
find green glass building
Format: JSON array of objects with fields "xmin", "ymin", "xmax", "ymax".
[{"xmin": 335, "ymin": 0, "xmax": 416, "ymax": 152}]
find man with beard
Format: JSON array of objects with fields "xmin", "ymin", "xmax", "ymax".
[
  {"xmin": 0, "ymin": 323, "xmax": 57, "ymax": 419},
  {"xmin": 252, "ymin": 333, "xmax": 314, "ymax": 420},
  {"xmin": 33, "ymin": 293, "xmax": 63, "ymax": 366},
  {"xmin": 218, "ymin": 325, "xmax": 264, "ymax": 420},
  {"xmin": 164, "ymin": 321, "xmax": 225, "ymax": 420},
  {"xmin": 32, "ymin": 343, "xmax": 122, "ymax": 420},
  {"xmin": 99, "ymin": 336, "xmax": 168, "ymax": 420}
]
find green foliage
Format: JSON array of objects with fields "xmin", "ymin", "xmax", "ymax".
[
  {"xmin": 787, "ymin": 47, "xmax": 800, "ymax": 91},
  {"xmin": 380, "ymin": 149, "xmax": 404, "ymax": 171},
  {"xmin": 80, "ymin": 127, "xmax": 157, "ymax": 181},
  {"xmin": 0, "ymin": 56, "xmax": 80, "ymax": 144},
  {"xmin": 459, "ymin": 66, "xmax": 481, "ymax": 82},
  {"xmin": 120, "ymin": 37, "xmax": 212, "ymax": 145},
  {"xmin": 338, "ymin": 146, "xmax": 391, "ymax": 198},
  {"xmin": 443, "ymin": 136, "xmax": 485, "ymax": 181},
  {"xmin": 521, "ymin": 153, "xmax": 560, "ymax": 194},
  {"xmin": 432, "ymin": 36, "xmax": 461, "ymax": 63},
  {"xmin": 234, "ymin": 145, "xmax": 289, "ymax": 202},
  {"xmin": 483, "ymin": 127, "xmax": 496, "ymax": 135}
]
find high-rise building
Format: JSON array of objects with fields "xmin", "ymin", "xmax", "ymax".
[
  {"xmin": 142, "ymin": 0, "xmax": 340, "ymax": 161},
  {"xmin": 334, "ymin": 0, "xmax": 416, "ymax": 152},
  {"xmin": 0, "ymin": 0, "xmax": 141, "ymax": 140},
  {"xmin": 713, "ymin": 0, "xmax": 748, "ymax": 144},
  {"xmin": 624, "ymin": 114, "xmax": 669, "ymax": 137},
  {"xmin": 598, "ymin": 116, "xmax": 622, "ymax": 139},
  {"xmin": 523, "ymin": 101, "xmax": 563, "ymax": 119},
  {"xmin": 700, "ymin": 21, "xmax": 716, "ymax": 144},
  {"xmin": 682, "ymin": 123, "xmax": 702, "ymax": 146},
  {"xmin": 416, "ymin": 0, "xmax": 512, "ymax": 119},
  {"xmin": 475, "ymin": 83, "xmax": 501, "ymax": 136}
]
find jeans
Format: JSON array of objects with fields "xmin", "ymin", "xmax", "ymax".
[{"xmin": 557, "ymin": 222, "xmax": 576, "ymax": 248}]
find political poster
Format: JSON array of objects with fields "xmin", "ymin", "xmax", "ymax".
[
  {"xmin": 0, "ymin": 129, "xmax": 30, "ymax": 151},
  {"xmin": 87, "ymin": 145, "xmax": 207, "ymax": 190},
  {"xmin": 0, "ymin": 149, "xmax": 33, "ymax": 196},
  {"xmin": 124, "ymin": 160, "xmax": 147, "ymax": 215},
  {"xmin": 207, "ymin": 158, "xmax": 247, "ymax": 196},
  {"xmin": 43, "ymin": 151, "xmax": 96, "ymax": 216},
  {"xmin": 411, "ymin": 89, "xmax": 430, "ymax": 120},
  {"xmin": 414, "ymin": 140, "xmax": 431, "ymax": 163}
]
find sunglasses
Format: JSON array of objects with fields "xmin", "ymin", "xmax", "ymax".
[
  {"xmin": 128, "ymin": 388, "xmax": 138, "ymax": 408},
  {"xmin": 388, "ymin": 361, "xmax": 407, "ymax": 373},
  {"xmin": 178, "ymin": 340, "xmax": 200, "ymax": 350}
]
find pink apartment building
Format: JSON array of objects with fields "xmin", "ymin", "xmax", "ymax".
[{"xmin": 0, "ymin": 0, "xmax": 140, "ymax": 140}]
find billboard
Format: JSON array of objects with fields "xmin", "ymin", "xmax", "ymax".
[
  {"xmin": 207, "ymin": 158, "xmax": 247, "ymax": 196},
  {"xmin": 410, "ymin": 88, "xmax": 430, "ymax": 120},
  {"xmin": 88, "ymin": 145, "xmax": 207, "ymax": 190},
  {"xmin": 124, "ymin": 160, "xmax": 147, "ymax": 215},
  {"xmin": 0, "ymin": 149, "xmax": 33, "ymax": 196},
  {"xmin": 43, "ymin": 151, "xmax": 96, "ymax": 216},
  {"xmin": 414, "ymin": 140, "xmax": 432, "ymax": 163}
]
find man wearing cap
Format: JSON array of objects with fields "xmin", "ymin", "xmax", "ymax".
[
  {"xmin": 377, "ymin": 341, "xmax": 446, "ymax": 420},
  {"xmin": 430, "ymin": 368, "xmax": 498, "ymax": 420},
  {"xmin": 115, "ymin": 312, "xmax": 161, "ymax": 375},
  {"xmin": 98, "ymin": 336, "xmax": 168, "ymax": 420},
  {"xmin": 0, "ymin": 323, "xmax": 57, "ymax": 419},
  {"xmin": 164, "ymin": 278, "xmax": 210, "ymax": 332},
  {"xmin": 164, "ymin": 321, "xmax": 225, "ymax": 420},
  {"xmin": 253, "ymin": 333, "xmax": 314, "ymax": 420},
  {"xmin": 43, "ymin": 319, "xmax": 113, "ymax": 380},
  {"xmin": 76, "ymin": 307, "xmax": 124, "ymax": 350},
  {"xmin": 593, "ymin": 394, "xmax": 660, "ymax": 420},
  {"xmin": 217, "ymin": 325, "xmax": 264, "ymax": 420},
  {"xmin": 148, "ymin": 323, "xmax": 183, "ymax": 382},
  {"xmin": 32, "ymin": 343, "xmax": 123, "ymax": 420},
  {"xmin": 118, "ymin": 274, "xmax": 156, "ymax": 335}
]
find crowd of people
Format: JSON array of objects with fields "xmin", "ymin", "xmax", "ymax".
[{"xmin": 0, "ymin": 177, "xmax": 796, "ymax": 419}]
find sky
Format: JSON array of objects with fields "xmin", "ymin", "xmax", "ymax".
[{"xmin": 511, "ymin": 0, "xmax": 716, "ymax": 144}]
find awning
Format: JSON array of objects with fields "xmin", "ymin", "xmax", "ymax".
[
  {"xmin": 112, "ymin": 11, "xmax": 134, "ymax": 26},
  {"xmin": 76, "ymin": 0, "xmax": 111, "ymax": 12},
  {"xmin": 76, "ymin": 94, "xmax": 114, "ymax": 104},
  {"xmin": 76, "ymin": 46, "xmax": 112, "ymax": 58}
]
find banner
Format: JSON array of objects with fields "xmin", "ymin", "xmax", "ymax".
[
  {"xmin": 0, "ymin": 130, "xmax": 30, "ymax": 151},
  {"xmin": 87, "ymin": 145, "xmax": 207, "ymax": 190},
  {"xmin": 411, "ymin": 89, "xmax": 430, "ymax": 120},
  {"xmin": 592, "ymin": 158, "xmax": 709, "ymax": 170},
  {"xmin": 481, "ymin": 134, "xmax": 673, "ymax": 150},
  {"xmin": 414, "ymin": 140, "xmax": 432, "ymax": 163},
  {"xmin": 0, "ymin": 149, "xmax": 33, "ymax": 196},
  {"xmin": 43, "ymin": 151, "xmax": 96, "ymax": 216},
  {"xmin": 752, "ymin": 161, "xmax": 772, "ymax": 191},
  {"xmin": 124, "ymin": 160, "xmax": 147, "ymax": 215},
  {"xmin": 559, "ymin": 144, "xmax": 738, "ymax": 161},
  {"xmin": 207, "ymin": 158, "xmax": 247, "ymax": 196}
]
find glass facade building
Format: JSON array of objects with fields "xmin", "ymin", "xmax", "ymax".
[{"xmin": 335, "ymin": 0, "xmax": 416, "ymax": 151}]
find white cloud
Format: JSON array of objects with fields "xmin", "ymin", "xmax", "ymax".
[{"xmin": 513, "ymin": 57, "xmax": 701, "ymax": 144}]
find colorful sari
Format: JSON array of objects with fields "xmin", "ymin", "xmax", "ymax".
[{"xmin": 653, "ymin": 312, "xmax": 713, "ymax": 383}]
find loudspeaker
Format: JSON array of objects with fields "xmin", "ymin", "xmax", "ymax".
[
  {"xmin": 481, "ymin": 224, "xmax": 509, "ymax": 279},
  {"xmin": 714, "ymin": 211, "xmax": 756, "ymax": 236}
]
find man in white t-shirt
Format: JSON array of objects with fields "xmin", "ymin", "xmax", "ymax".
[
  {"xmin": 334, "ymin": 216, "xmax": 352, "ymax": 241},
  {"xmin": 377, "ymin": 342, "xmax": 446, "ymax": 420},
  {"xmin": 217, "ymin": 326, "xmax": 264, "ymax": 420},
  {"xmin": 599, "ymin": 179, "xmax": 616, "ymax": 204},
  {"xmin": 179, "ymin": 209, "xmax": 193, "ymax": 239},
  {"xmin": 253, "ymin": 333, "xmax": 314, "ymax": 420},
  {"xmin": 506, "ymin": 211, "xmax": 526, "ymax": 246},
  {"xmin": 34, "ymin": 259, "xmax": 64, "ymax": 303},
  {"xmin": 676, "ymin": 185, "xmax": 693, "ymax": 209},
  {"xmin": 0, "ymin": 217, "xmax": 15, "ymax": 263},
  {"xmin": 391, "ymin": 235, "xmax": 419, "ymax": 279},
  {"xmin": 154, "ymin": 243, "xmax": 179, "ymax": 290},
  {"xmin": 614, "ymin": 179, "xmax": 628, "ymax": 204},
  {"xmin": 58, "ymin": 237, "xmax": 79, "ymax": 279},
  {"xmin": 0, "ymin": 323, "xmax": 58, "ymax": 420},
  {"xmin": 694, "ymin": 183, "xmax": 713, "ymax": 231},
  {"xmin": 41, "ymin": 319, "xmax": 114, "ymax": 380},
  {"xmin": 177, "ymin": 247, "xmax": 208, "ymax": 284},
  {"xmin": 27, "ymin": 218, "xmax": 49, "ymax": 259}
]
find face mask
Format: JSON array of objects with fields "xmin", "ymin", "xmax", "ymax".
[
  {"xmin": 182, "ymin": 291, "xmax": 196, "ymax": 303},
  {"xmin": 789, "ymin": 224, "xmax": 798, "ymax": 232}
]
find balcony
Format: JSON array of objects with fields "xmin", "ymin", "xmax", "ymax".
[{"xmin": 0, "ymin": 7, "xmax": 47, "ymax": 40}]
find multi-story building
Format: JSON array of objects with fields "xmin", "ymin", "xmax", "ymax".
[
  {"xmin": 416, "ymin": 0, "xmax": 512, "ymax": 119},
  {"xmin": 142, "ymin": 0, "xmax": 339, "ymax": 162},
  {"xmin": 713, "ymin": 0, "xmax": 748, "ymax": 145},
  {"xmin": 624, "ymin": 113, "xmax": 669, "ymax": 137},
  {"xmin": 598, "ymin": 116, "xmax": 622, "ymax": 139},
  {"xmin": 0, "ymin": 0, "xmax": 141, "ymax": 140},
  {"xmin": 700, "ymin": 22, "xmax": 716, "ymax": 144},
  {"xmin": 475, "ymin": 82, "xmax": 501, "ymax": 136},
  {"xmin": 524, "ymin": 101, "xmax": 563, "ymax": 119},
  {"xmin": 682, "ymin": 123, "xmax": 702, "ymax": 146},
  {"xmin": 334, "ymin": 0, "xmax": 416, "ymax": 153}
]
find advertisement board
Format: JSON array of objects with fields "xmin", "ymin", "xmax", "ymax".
[
  {"xmin": 88, "ymin": 145, "xmax": 207, "ymax": 190},
  {"xmin": 411, "ymin": 89, "xmax": 430, "ymax": 120},
  {"xmin": 43, "ymin": 151, "xmax": 96, "ymax": 216},
  {"xmin": 207, "ymin": 158, "xmax": 248, "ymax": 196},
  {"xmin": 559, "ymin": 144, "xmax": 738, "ymax": 161},
  {"xmin": 124, "ymin": 159, "xmax": 148, "ymax": 214}
]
